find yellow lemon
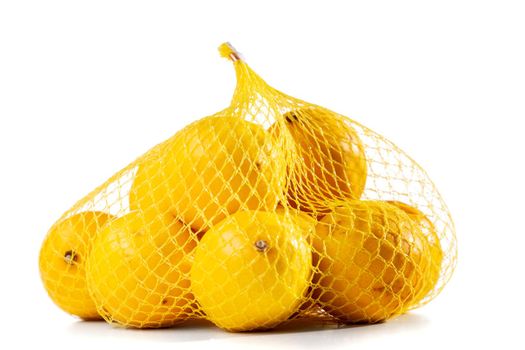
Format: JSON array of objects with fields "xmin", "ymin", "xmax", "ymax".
[
  {"xmin": 275, "ymin": 204, "xmax": 317, "ymax": 235},
  {"xmin": 271, "ymin": 107, "xmax": 367, "ymax": 214},
  {"xmin": 130, "ymin": 150, "xmax": 200, "ymax": 254},
  {"xmin": 191, "ymin": 211, "xmax": 312, "ymax": 331},
  {"xmin": 86, "ymin": 212, "xmax": 197, "ymax": 328},
  {"xmin": 130, "ymin": 116, "xmax": 285, "ymax": 234},
  {"xmin": 274, "ymin": 205, "xmax": 318, "ymax": 318},
  {"xmin": 387, "ymin": 201, "xmax": 443, "ymax": 304},
  {"xmin": 39, "ymin": 211, "xmax": 113, "ymax": 319},
  {"xmin": 312, "ymin": 201, "xmax": 431, "ymax": 323}
]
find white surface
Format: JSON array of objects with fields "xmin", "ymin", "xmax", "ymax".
[{"xmin": 1, "ymin": 1, "xmax": 524, "ymax": 349}]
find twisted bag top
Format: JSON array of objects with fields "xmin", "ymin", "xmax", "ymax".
[{"xmin": 39, "ymin": 43, "xmax": 457, "ymax": 331}]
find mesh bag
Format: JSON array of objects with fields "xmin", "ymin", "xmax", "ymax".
[{"xmin": 39, "ymin": 43, "xmax": 457, "ymax": 331}]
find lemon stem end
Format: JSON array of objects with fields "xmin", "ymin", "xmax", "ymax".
[{"xmin": 254, "ymin": 240, "xmax": 269, "ymax": 252}]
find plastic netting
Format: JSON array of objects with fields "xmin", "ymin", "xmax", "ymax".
[{"xmin": 39, "ymin": 43, "xmax": 457, "ymax": 331}]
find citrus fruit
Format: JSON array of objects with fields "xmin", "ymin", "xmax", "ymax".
[
  {"xmin": 86, "ymin": 212, "xmax": 197, "ymax": 328},
  {"xmin": 312, "ymin": 201, "xmax": 431, "ymax": 323},
  {"xmin": 130, "ymin": 149, "xmax": 200, "ymax": 254},
  {"xmin": 129, "ymin": 148, "xmax": 172, "ymax": 231},
  {"xmin": 271, "ymin": 107, "xmax": 367, "ymax": 214},
  {"xmin": 387, "ymin": 201, "xmax": 443, "ymax": 304},
  {"xmin": 275, "ymin": 204, "xmax": 317, "ymax": 235},
  {"xmin": 39, "ymin": 211, "xmax": 113, "ymax": 319},
  {"xmin": 130, "ymin": 116, "xmax": 285, "ymax": 234},
  {"xmin": 191, "ymin": 210, "xmax": 312, "ymax": 331},
  {"xmin": 274, "ymin": 205, "xmax": 318, "ymax": 318}
]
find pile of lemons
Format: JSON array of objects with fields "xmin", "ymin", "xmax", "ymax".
[{"xmin": 39, "ymin": 45, "xmax": 444, "ymax": 333}]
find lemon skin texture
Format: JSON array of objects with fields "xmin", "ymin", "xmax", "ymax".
[
  {"xmin": 387, "ymin": 201, "xmax": 443, "ymax": 304},
  {"xmin": 130, "ymin": 116, "xmax": 285, "ymax": 234},
  {"xmin": 312, "ymin": 201, "xmax": 431, "ymax": 323},
  {"xmin": 191, "ymin": 210, "xmax": 312, "ymax": 331},
  {"xmin": 39, "ymin": 211, "xmax": 114, "ymax": 319},
  {"xmin": 270, "ymin": 107, "xmax": 367, "ymax": 214},
  {"xmin": 86, "ymin": 212, "xmax": 197, "ymax": 328}
]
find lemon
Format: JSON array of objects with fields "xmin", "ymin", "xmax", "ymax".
[
  {"xmin": 39, "ymin": 211, "xmax": 113, "ymax": 319},
  {"xmin": 387, "ymin": 201, "xmax": 443, "ymax": 304},
  {"xmin": 312, "ymin": 201, "xmax": 431, "ymax": 323},
  {"xmin": 130, "ymin": 150, "xmax": 200, "ymax": 255},
  {"xmin": 191, "ymin": 211, "xmax": 312, "ymax": 331},
  {"xmin": 130, "ymin": 116, "xmax": 285, "ymax": 234},
  {"xmin": 86, "ymin": 212, "xmax": 197, "ymax": 328},
  {"xmin": 274, "ymin": 205, "xmax": 318, "ymax": 318},
  {"xmin": 271, "ymin": 107, "xmax": 367, "ymax": 214},
  {"xmin": 275, "ymin": 205, "xmax": 317, "ymax": 235}
]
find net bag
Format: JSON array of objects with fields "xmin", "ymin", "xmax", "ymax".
[{"xmin": 38, "ymin": 43, "xmax": 457, "ymax": 331}]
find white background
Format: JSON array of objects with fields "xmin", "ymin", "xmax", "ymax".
[{"xmin": 1, "ymin": 1, "xmax": 524, "ymax": 349}]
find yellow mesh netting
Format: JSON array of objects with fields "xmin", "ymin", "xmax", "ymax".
[{"xmin": 38, "ymin": 43, "xmax": 457, "ymax": 331}]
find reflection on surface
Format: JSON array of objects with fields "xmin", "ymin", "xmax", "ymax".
[{"xmin": 68, "ymin": 312, "xmax": 430, "ymax": 348}]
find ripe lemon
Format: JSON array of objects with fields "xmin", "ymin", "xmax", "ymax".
[
  {"xmin": 312, "ymin": 201, "xmax": 431, "ymax": 323},
  {"xmin": 130, "ymin": 149, "xmax": 200, "ymax": 254},
  {"xmin": 130, "ymin": 116, "xmax": 285, "ymax": 234},
  {"xmin": 387, "ymin": 201, "xmax": 443, "ymax": 304},
  {"xmin": 39, "ymin": 211, "xmax": 113, "ymax": 319},
  {"xmin": 271, "ymin": 107, "xmax": 367, "ymax": 214},
  {"xmin": 191, "ymin": 211, "xmax": 312, "ymax": 331},
  {"xmin": 274, "ymin": 205, "xmax": 316, "ymax": 238},
  {"xmin": 274, "ymin": 205, "xmax": 318, "ymax": 318},
  {"xmin": 86, "ymin": 212, "xmax": 197, "ymax": 328}
]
